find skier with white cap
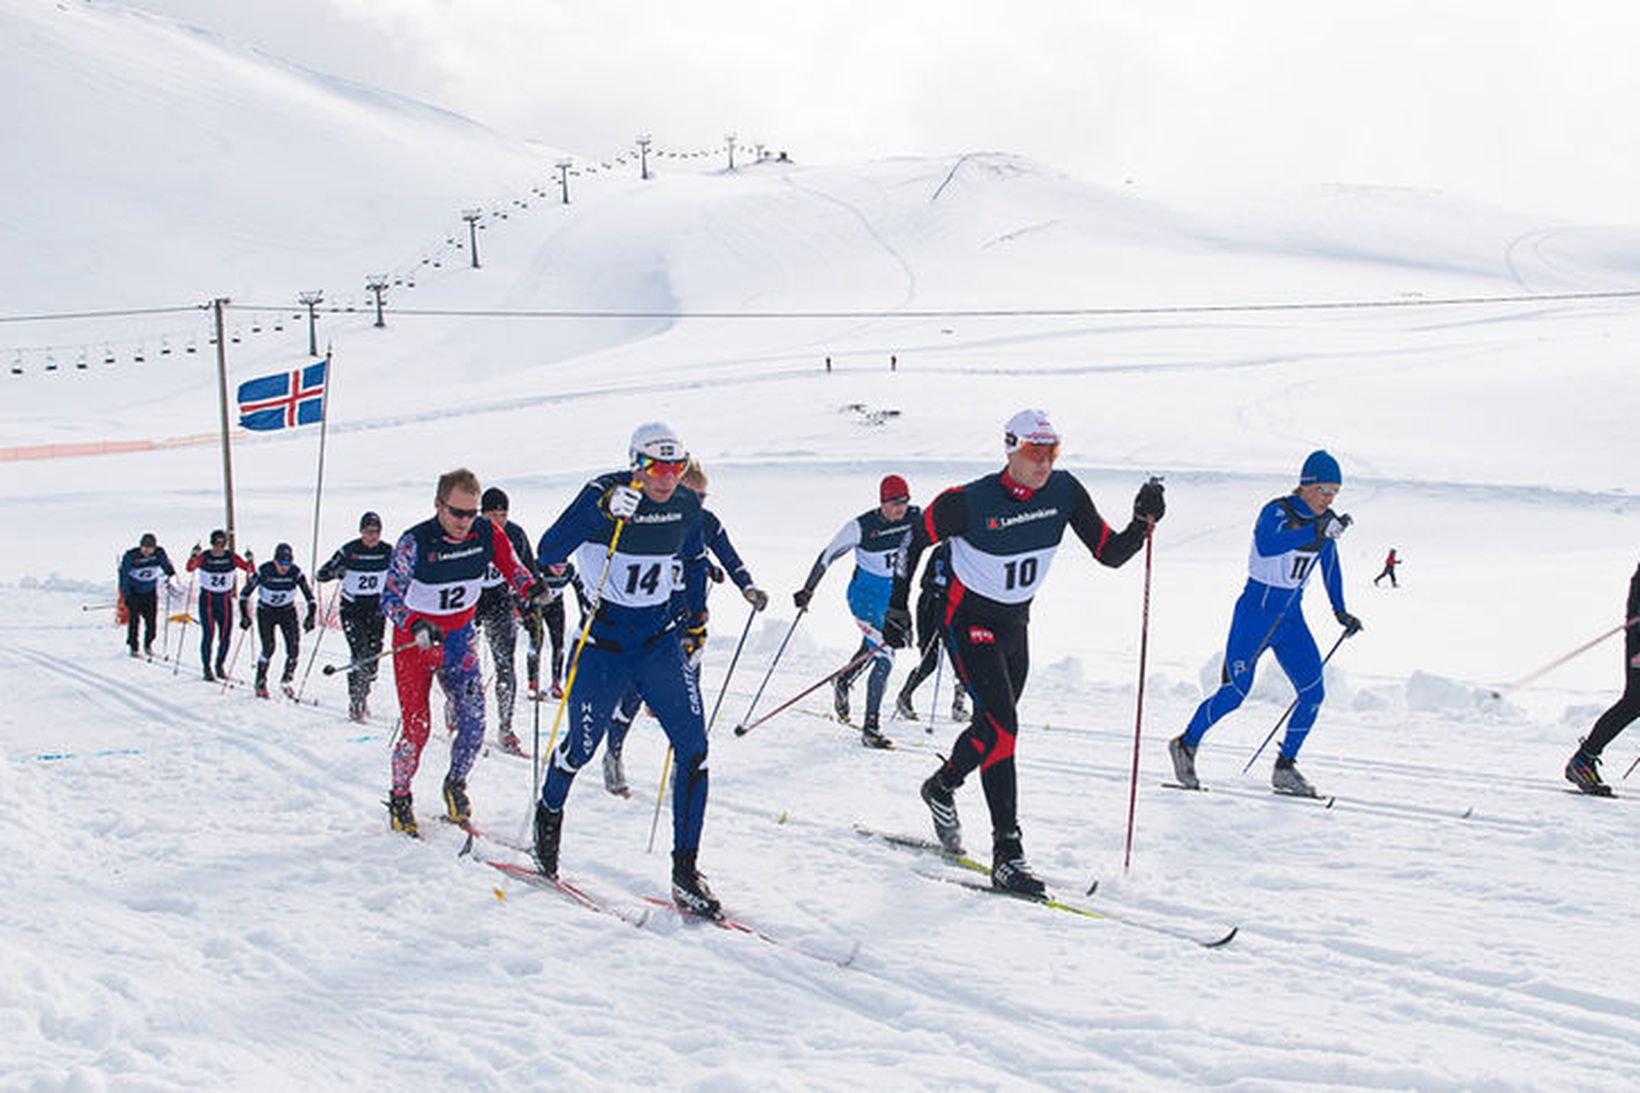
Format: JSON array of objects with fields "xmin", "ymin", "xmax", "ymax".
[
  {"xmin": 887, "ymin": 409, "xmax": 1165, "ymax": 896},
  {"xmin": 1167, "ymin": 449, "xmax": 1362, "ymax": 797},
  {"xmin": 532, "ymin": 422, "xmax": 721, "ymax": 916}
]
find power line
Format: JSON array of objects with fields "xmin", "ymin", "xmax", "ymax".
[
  {"xmin": 0, "ymin": 304, "xmax": 208, "ymax": 324},
  {"xmin": 224, "ymin": 287, "xmax": 1640, "ymax": 322}
]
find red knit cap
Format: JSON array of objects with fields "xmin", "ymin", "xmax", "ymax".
[{"xmin": 880, "ymin": 474, "xmax": 910, "ymax": 503}]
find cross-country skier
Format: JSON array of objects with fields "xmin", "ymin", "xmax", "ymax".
[
  {"xmin": 1168, "ymin": 450, "xmax": 1363, "ymax": 798},
  {"xmin": 601, "ymin": 458, "xmax": 767, "ymax": 796},
  {"xmin": 1373, "ymin": 548, "xmax": 1401, "ymax": 588},
  {"xmin": 474, "ymin": 487, "xmax": 542, "ymax": 754},
  {"xmin": 533, "ymin": 422, "xmax": 721, "ymax": 915},
  {"xmin": 380, "ymin": 469, "xmax": 541, "ymax": 836},
  {"xmin": 1564, "ymin": 563, "xmax": 1640, "ymax": 796},
  {"xmin": 893, "ymin": 540, "xmax": 969, "ymax": 724},
  {"xmin": 239, "ymin": 542, "xmax": 318, "ymax": 699},
  {"xmin": 186, "ymin": 529, "xmax": 252, "ymax": 680},
  {"xmin": 889, "ymin": 409, "xmax": 1165, "ymax": 896},
  {"xmin": 793, "ymin": 474, "xmax": 920, "ymax": 748},
  {"xmin": 118, "ymin": 532, "xmax": 176, "ymax": 658},
  {"xmin": 315, "ymin": 511, "xmax": 393, "ymax": 721}
]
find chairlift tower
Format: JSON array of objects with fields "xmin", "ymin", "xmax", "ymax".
[
  {"xmin": 556, "ymin": 159, "xmax": 574, "ymax": 204},
  {"xmin": 461, "ymin": 208, "xmax": 484, "ymax": 269},
  {"xmin": 298, "ymin": 290, "xmax": 324, "ymax": 357},
  {"xmin": 637, "ymin": 134, "xmax": 652, "ymax": 180},
  {"xmin": 366, "ymin": 276, "xmax": 389, "ymax": 329}
]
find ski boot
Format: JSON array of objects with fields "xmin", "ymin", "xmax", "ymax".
[
  {"xmin": 602, "ymin": 746, "xmax": 631, "ymax": 796},
  {"xmin": 442, "ymin": 775, "xmax": 471, "ymax": 824},
  {"xmin": 920, "ymin": 770, "xmax": 964, "ymax": 854},
  {"xmin": 832, "ymin": 676, "xmax": 851, "ymax": 721},
  {"xmin": 387, "ymin": 792, "xmax": 418, "ymax": 837},
  {"xmin": 951, "ymin": 692, "xmax": 968, "ymax": 723},
  {"xmin": 128, "ymin": 645, "xmax": 140, "ymax": 659},
  {"xmin": 1565, "ymin": 748, "xmax": 1613, "ymax": 796},
  {"xmin": 255, "ymin": 668, "xmax": 270, "ymax": 699},
  {"xmin": 214, "ymin": 657, "xmax": 228, "ymax": 681},
  {"xmin": 1168, "ymin": 734, "xmax": 1200, "ymax": 790},
  {"xmin": 860, "ymin": 715, "xmax": 893, "ymax": 749},
  {"xmin": 991, "ymin": 830, "xmax": 1047, "ymax": 898},
  {"xmin": 497, "ymin": 726, "xmax": 524, "ymax": 755},
  {"xmin": 1271, "ymin": 755, "xmax": 1319, "ymax": 797},
  {"xmin": 533, "ymin": 802, "xmax": 563, "ymax": 877},
  {"xmin": 349, "ymin": 699, "xmax": 369, "ymax": 724},
  {"xmin": 671, "ymin": 849, "xmax": 722, "ymax": 918},
  {"xmin": 894, "ymin": 689, "xmax": 918, "ymax": 721},
  {"xmin": 202, "ymin": 664, "xmax": 215, "ymax": 682}
]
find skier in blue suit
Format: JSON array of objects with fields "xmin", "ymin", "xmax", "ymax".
[
  {"xmin": 533, "ymin": 422, "xmax": 721, "ymax": 916},
  {"xmin": 1169, "ymin": 450, "xmax": 1363, "ymax": 797}
]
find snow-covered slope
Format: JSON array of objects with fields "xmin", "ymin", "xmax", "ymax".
[{"xmin": 5, "ymin": 2, "xmax": 1640, "ymax": 1088}]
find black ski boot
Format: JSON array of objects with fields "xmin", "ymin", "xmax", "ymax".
[
  {"xmin": 202, "ymin": 664, "xmax": 215, "ymax": 682},
  {"xmin": 671, "ymin": 849, "xmax": 722, "ymax": 918},
  {"xmin": 533, "ymin": 802, "xmax": 563, "ymax": 877},
  {"xmin": 860, "ymin": 715, "xmax": 893, "ymax": 749},
  {"xmin": 894, "ymin": 689, "xmax": 918, "ymax": 720},
  {"xmin": 386, "ymin": 791, "xmax": 418, "ymax": 837},
  {"xmin": 1271, "ymin": 755, "xmax": 1319, "ymax": 797},
  {"xmin": 832, "ymin": 676, "xmax": 851, "ymax": 720},
  {"xmin": 442, "ymin": 775, "xmax": 471, "ymax": 824},
  {"xmin": 920, "ymin": 769, "xmax": 964, "ymax": 853},
  {"xmin": 1565, "ymin": 747, "xmax": 1613, "ymax": 796},
  {"xmin": 991, "ymin": 830, "xmax": 1046, "ymax": 898}
]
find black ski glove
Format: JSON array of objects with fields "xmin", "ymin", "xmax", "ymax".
[
  {"xmin": 239, "ymin": 610, "xmax": 252, "ymax": 631},
  {"xmin": 1133, "ymin": 477, "xmax": 1166, "ymax": 522},
  {"xmin": 1335, "ymin": 610, "xmax": 1363, "ymax": 636},
  {"xmin": 411, "ymin": 619, "xmax": 443, "ymax": 649},
  {"xmin": 303, "ymin": 606, "xmax": 317, "ymax": 632},
  {"xmin": 882, "ymin": 606, "xmax": 912, "ymax": 649},
  {"xmin": 793, "ymin": 587, "xmax": 813, "ymax": 609}
]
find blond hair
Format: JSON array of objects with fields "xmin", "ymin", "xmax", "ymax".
[
  {"xmin": 436, "ymin": 467, "xmax": 481, "ymax": 502},
  {"xmin": 682, "ymin": 458, "xmax": 708, "ymax": 492}
]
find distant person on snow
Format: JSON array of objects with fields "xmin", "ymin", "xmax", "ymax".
[
  {"xmin": 1564, "ymin": 563, "xmax": 1640, "ymax": 796},
  {"xmin": 474, "ymin": 487, "xmax": 543, "ymax": 755},
  {"xmin": 239, "ymin": 542, "xmax": 318, "ymax": 699},
  {"xmin": 893, "ymin": 540, "xmax": 968, "ymax": 724},
  {"xmin": 532, "ymin": 422, "xmax": 721, "ymax": 916},
  {"xmin": 380, "ymin": 468, "xmax": 541, "ymax": 836},
  {"xmin": 889, "ymin": 409, "xmax": 1165, "ymax": 897},
  {"xmin": 599, "ymin": 458, "xmax": 768, "ymax": 797},
  {"xmin": 118, "ymin": 532, "xmax": 176, "ymax": 659},
  {"xmin": 315, "ymin": 511, "xmax": 393, "ymax": 722},
  {"xmin": 793, "ymin": 474, "xmax": 921, "ymax": 748},
  {"xmin": 1168, "ymin": 450, "xmax": 1363, "ymax": 799},
  {"xmin": 1373, "ymin": 548, "xmax": 1401, "ymax": 588},
  {"xmin": 186, "ymin": 528, "xmax": 252, "ymax": 680}
]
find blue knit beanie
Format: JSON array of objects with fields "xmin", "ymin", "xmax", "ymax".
[{"xmin": 1300, "ymin": 450, "xmax": 1342, "ymax": 485}]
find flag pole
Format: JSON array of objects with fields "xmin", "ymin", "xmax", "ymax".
[
  {"xmin": 212, "ymin": 297, "xmax": 239, "ymax": 550},
  {"xmin": 308, "ymin": 346, "xmax": 333, "ymax": 579}
]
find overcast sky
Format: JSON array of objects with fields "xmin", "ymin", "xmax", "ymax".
[{"xmin": 129, "ymin": 0, "xmax": 1640, "ymax": 224}]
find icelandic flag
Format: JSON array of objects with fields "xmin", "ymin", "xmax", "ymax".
[{"xmin": 237, "ymin": 360, "xmax": 327, "ymax": 431}]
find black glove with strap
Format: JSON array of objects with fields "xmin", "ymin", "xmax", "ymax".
[
  {"xmin": 793, "ymin": 587, "xmax": 813, "ymax": 610},
  {"xmin": 411, "ymin": 618, "xmax": 443, "ymax": 649},
  {"xmin": 1335, "ymin": 609, "xmax": 1363, "ymax": 637},
  {"xmin": 1133, "ymin": 477, "xmax": 1166, "ymax": 523},
  {"xmin": 882, "ymin": 605, "xmax": 912, "ymax": 649},
  {"xmin": 303, "ymin": 604, "xmax": 317, "ymax": 632}
]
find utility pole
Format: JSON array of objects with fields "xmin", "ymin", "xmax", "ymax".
[
  {"xmin": 636, "ymin": 134, "xmax": 652, "ymax": 180},
  {"xmin": 725, "ymin": 133, "xmax": 737, "ymax": 170},
  {"xmin": 298, "ymin": 290, "xmax": 323, "ymax": 357},
  {"xmin": 754, "ymin": 141, "xmax": 766, "ymax": 163},
  {"xmin": 461, "ymin": 208, "xmax": 483, "ymax": 268},
  {"xmin": 556, "ymin": 159, "xmax": 573, "ymax": 204},
  {"xmin": 366, "ymin": 276, "xmax": 389, "ymax": 328},
  {"xmin": 212, "ymin": 297, "xmax": 238, "ymax": 550}
]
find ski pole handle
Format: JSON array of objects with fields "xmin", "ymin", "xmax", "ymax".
[{"xmin": 323, "ymin": 639, "xmax": 418, "ymax": 676}]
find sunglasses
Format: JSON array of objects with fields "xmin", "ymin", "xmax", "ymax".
[
  {"xmin": 638, "ymin": 456, "xmax": 688, "ymax": 477},
  {"xmin": 1313, "ymin": 485, "xmax": 1339, "ymax": 497},
  {"xmin": 1016, "ymin": 441, "xmax": 1060, "ymax": 461},
  {"xmin": 883, "ymin": 496, "xmax": 911, "ymax": 506},
  {"xmin": 441, "ymin": 502, "xmax": 480, "ymax": 518}
]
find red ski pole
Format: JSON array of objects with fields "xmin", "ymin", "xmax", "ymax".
[{"xmin": 1122, "ymin": 518, "xmax": 1155, "ymax": 874}]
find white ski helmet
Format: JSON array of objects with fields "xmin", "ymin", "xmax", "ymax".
[
  {"xmin": 1003, "ymin": 408, "xmax": 1059, "ymax": 452},
  {"xmin": 629, "ymin": 421, "xmax": 687, "ymax": 466}
]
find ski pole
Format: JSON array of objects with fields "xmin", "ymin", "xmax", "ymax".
[
  {"xmin": 1241, "ymin": 628, "xmax": 1349, "ymax": 774},
  {"xmin": 925, "ymin": 639, "xmax": 943, "ymax": 735},
  {"xmin": 1623, "ymin": 755, "xmax": 1638, "ymax": 781},
  {"xmin": 172, "ymin": 571, "xmax": 198, "ymax": 676},
  {"xmin": 734, "ymin": 608, "xmax": 806, "ymax": 730},
  {"xmin": 81, "ymin": 602, "xmax": 118, "ymax": 612},
  {"xmin": 219, "ymin": 611, "xmax": 249, "ymax": 694},
  {"xmin": 323, "ymin": 639, "xmax": 419, "ymax": 676},
  {"xmin": 647, "ymin": 602, "xmax": 758, "ymax": 853},
  {"xmin": 296, "ymin": 581, "xmax": 341, "ymax": 700},
  {"xmin": 1122, "ymin": 517, "xmax": 1156, "ymax": 874},
  {"xmin": 536, "ymin": 501, "xmax": 634, "ymax": 803},
  {"xmin": 1489, "ymin": 615, "xmax": 1640, "ymax": 697},
  {"xmin": 733, "ymin": 642, "xmax": 879, "ymax": 738}
]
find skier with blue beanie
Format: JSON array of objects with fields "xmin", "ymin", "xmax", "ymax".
[{"xmin": 1169, "ymin": 450, "xmax": 1362, "ymax": 797}]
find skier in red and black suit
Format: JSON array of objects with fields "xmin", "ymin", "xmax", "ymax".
[
  {"xmin": 886, "ymin": 409, "xmax": 1165, "ymax": 896},
  {"xmin": 186, "ymin": 528, "xmax": 253, "ymax": 680},
  {"xmin": 380, "ymin": 468, "xmax": 544, "ymax": 836}
]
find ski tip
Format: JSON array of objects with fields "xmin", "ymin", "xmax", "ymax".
[
  {"xmin": 1324, "ymin": 796, "xmax": 1337, "ymax": 809},
  {"xmin": 1204, "ymin": 925, "xmax": 1239, "ymax": 948},
  {"xmin": 1086, "ymin": 879, "xmax": 1099, "ymax": 896}
]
